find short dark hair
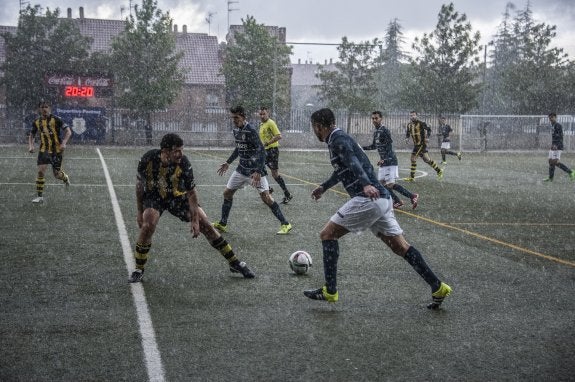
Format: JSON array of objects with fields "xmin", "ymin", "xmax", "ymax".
[
  {"xmin": 38, "ymin": 100, "xmax": 50, "ymax": 107},
  {"xmin": 160, "ymin": 133, "xmax": 183, "ymax": 150},
  {"xmin": 548, "ymin": 113, "xmax": 557, "ymax": 118},
  {"xmin": 372, "ymin": 111, "xmax": 383, "ymax": 118},
  {"xmin": 310, "ymin": 108, "xmax": 335, "ymax": 127},
  {"xmin": 260, "ymin": 106, "xmax": 269, "ymax": 111},
  {"xmin": 230, "ymin": 105, "xmax": 246, "ymax": 117}
]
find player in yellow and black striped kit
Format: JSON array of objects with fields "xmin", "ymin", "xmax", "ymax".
[
  {"xmin": 404, "ymin": 111, "xmax": 443, "ymax": 181},
  {"xmin": 128, "ymin": 133, "xmax": 255, "ymax": 283},
  {"xmin": 27, "ymin": 100, "xmax": 71, "ymax": 203}
]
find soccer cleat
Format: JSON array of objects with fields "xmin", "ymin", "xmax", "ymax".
[
  {"xmin": 304, "ymin": 285, "xmax": 339, "ymax": 303},
  {"xmin": 441, "ymin": 161, "xmax": 447, "ymax": 165},
  {"xmin": 276, "ymin": 223, "xmax": 292, "ymax": 235},
  {"xmin": 63, "ymin": 175, "xmax": 71, "ymax": 188},
  {"xmin": 229, "ymin": 261, "xmax": 255, "ymax": 278},
  {"xmin": 32, "ymin": 196, "xmax": 44, "ymax": 203},
  {"xmin": 213, "ymin": 222, "xmax": 228, "ymax": 233},
  {"xmin": 128, "ymin": 269, "xmax": 144, "ymax": 283},
  {"xmin": 268, "ymin": 187, "xmax": 274, "ymax": 194},
  {"xmin": 457, "ymin": 152, "xmax": 462, "ymax": 161},
  {"xmin": 570, "ymin": 170, "xmax": 575, "ymax": 181},
  {"xmin": 281, "ymin": 193, "xmax": 293, "ymax": 204},
  {"xmin": 410, "ymin": 193, "xmax": 419, "ymax": 210},
  {"xmin": 437, "ymin": 169, "xmax": 444, "ymax": 180},
  {"xmin": 543, "ymin": 177, "xmax": 553, "ymax": 182},
  {"xmin": 427, "ymin": 282, "xmax": 452, "ymax": 310},
  {"xmin": 393, "ymin": 200, "xmax": 404, "ymax": 209},
  {"xmin": 403, "ymin": 177, "xmax": 415, "ymax": 182}
]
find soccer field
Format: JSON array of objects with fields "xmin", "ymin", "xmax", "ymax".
[{"xmin": 1, "ymin": 145, "xmax": 574, "ymax": 381}]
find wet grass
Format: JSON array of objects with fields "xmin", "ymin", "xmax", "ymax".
[{"xmin": 1, "ymin": 145, "xmax": 574, "ymax": 381}]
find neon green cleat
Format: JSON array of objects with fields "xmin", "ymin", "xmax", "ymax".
[
  {"xmin": 276, "ymin": 223, "xmax": 292, "ymax": 235},
  {"xmin": 428, "ymin": 282, "xmax": 452, "ymax": 310},
  {"xmin": 543, "ymin": 177, "xmax": 553, "ymax": 182},
  {"xmin": 213, "ymin": 222, "xmax": 228, "ymax": 233},
  {"xmin": 457, "ymin": 152, "xmax": 462, "ymax": 160},
  {"xmin": 304, "ymin": 285, "xmax": 339, "ymax": 303},
  {"xmin": 570, "ymin": 170, "xmax": 575, "ymax": 181},
  {"xmin": 437, "ymin": 168, "xmax": 444, "ymax": 180},
  {"xmin": 403, "ymin": 177, "xmax": 415, "ymax": 182}
]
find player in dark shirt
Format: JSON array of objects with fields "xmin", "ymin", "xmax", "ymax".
[
  {"xmin": 304, "ymin": 108, "xmax": 451, "ymax": 309},
  {"xmin": 27, "ymin": 100, "xmax": 72, "ymax": 203},
  {"xmin": 362, "ymin": 111, "xmax": 419, "ymax": 209},
  {"xmin": 213, "ymin": 106, "xmax": 292, "ymax": 235},
  {"xmin": 437, "ymin": 116, "xmax": 462, "ymax": 164},
  {"xmin": 127, "ymin": 133, "xmax": 255, "ymax": 283},
  {"xmin": 404, "ymin": 111, "xmax": 443, "ymax": 181},
  {"xmin": 544, "ymin": 113, "xmax": 575, "ymax": 182}
]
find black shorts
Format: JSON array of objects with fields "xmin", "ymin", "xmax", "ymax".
[
  {"xmin": 142, "ymin": 194, "xmax": 190, "ymax": 222},
  {"xmin": 411, "ymin": 145, "xmax": 428, "ymax": 157},
  {"xmin": 265, "ymin": 147, "xmax": 279, "ymax": 170},
  {"xmin": 37, "ymin": 152, "xmax": 63, "ymax": 171}
]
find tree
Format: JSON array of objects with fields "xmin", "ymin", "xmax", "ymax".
[
  {"xmin": 374, "ymin": 18, "xmax": 408, "ymax": 112},
  {"xmin": 0, "ymin": 5, "xmax": 92, "ymax": 117},
  {"xmin": 315, "ymin": 36, "xmax": 381, "ymax": 131},
  {"xmin": 221, "ymin": 16, "xmax": 292, "ymax": 118},
  {"xmin": 492, "ymin": 2, "xmax": 569, "ymax": 114},
  {"xmin": 110, "ymin": 0, "xmax": 183, "ymax": 144},
  {"xmin": 401, "ymin": 3, "xmax": 482, "ymax": 115}
]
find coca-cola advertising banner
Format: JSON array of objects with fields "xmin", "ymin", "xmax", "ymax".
[{"xmin": 44, "ymin": 74, "xmax": 113, "ymax": 87}]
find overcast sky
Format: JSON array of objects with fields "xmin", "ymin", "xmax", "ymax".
[{"xmin": 1, "ymin": 0, "xmax": 574, "ymax": 63}]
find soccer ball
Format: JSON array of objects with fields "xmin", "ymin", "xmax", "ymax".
[{"xmin": 288, "ymin": 250, "xmax": 312, "ymax": 275}]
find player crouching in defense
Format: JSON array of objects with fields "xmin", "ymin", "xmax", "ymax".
[
  {"xmin": 128, "ymin": 133, "xmax": 254, "ymax": 283},
  {"xmin": 304, "ymin": 108, "xmax": 451, "ymax": 309}
]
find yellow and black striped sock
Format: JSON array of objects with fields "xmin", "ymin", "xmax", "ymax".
[
  {"xmin": 134, "ymin": 242, "xmax": 151, "ymax": 271},
  {"xmin": 430, "ymin": 161, "xmax": 440, "ymax": 173},
  {"xmin": 36, "ymin": 176, "xmax": 45, "ymax": 196},
  {"xmin": 410, "ymin": 162, "xmax": 417, "ymax": 178},
  {"xmin": 211, "ymin": 237, "xmax": 238, "ymax": 263}
]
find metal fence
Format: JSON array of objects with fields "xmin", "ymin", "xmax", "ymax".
[{"xmin": 1, "ymin": 107, "xmax": 573, "ymax": 152}]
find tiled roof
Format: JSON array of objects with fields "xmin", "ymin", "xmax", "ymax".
[
  {"xmin": 176, "ymin": 33, "xmax": 224, "ymax": 85},
  {"xmin": 0, "ymin": 18, "xmax": 222, "ymax": 85},
  {"xmin": 73, "ymin": 18, "xmax": 125, "ymax": 53}
]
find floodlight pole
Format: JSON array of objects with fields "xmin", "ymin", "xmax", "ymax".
[{"xmin": 227, "ymin": 0, "xmax": 239, "ymax": 33}]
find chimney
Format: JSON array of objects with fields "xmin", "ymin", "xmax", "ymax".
[
  {"xmin": 67, "ymin": 8, "xmax": 72, "ymax": 18},
  {"xmin": 182, "ymin": 25, "xmax": 187, "ymax": 33},
  {"xmin": 298, "ymin": 58, "xmax": 301, "ymax": 64},
  {"xmin": 174, "ymin": 24, "xmax": 178, "ymax": 32},
  {"xmin": 325, "ymin": 59, "xmax": 327, "ymax": 65},
  {"xmin": 79, "ymin": 7, "xmax": 84, "ymax": 19},
  {"xmin": 329, "ymin": 58, "xmax": 333, "ymax": 64}
]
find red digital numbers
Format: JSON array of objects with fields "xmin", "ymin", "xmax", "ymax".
[{"xmin": 64, "ymin": 86, "xmax": 94, "ymax": 97}]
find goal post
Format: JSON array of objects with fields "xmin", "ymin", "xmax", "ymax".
[{"xmin": 458, "ymin": 114, "xmax": 574, "ymax": 152}]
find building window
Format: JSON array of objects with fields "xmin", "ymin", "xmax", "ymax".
[{"xmin": 206, "ymin": 94, "xmax": 219, "ymax": 109}]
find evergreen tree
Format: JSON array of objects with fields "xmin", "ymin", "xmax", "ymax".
[{"xmin": 374, "ymin": 19, "xmax": 408, "ymax": 112}]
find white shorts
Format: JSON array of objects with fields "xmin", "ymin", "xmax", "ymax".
[
  {"xmin": 441, "ymin": 142, "xmax": 451, "ymax": 150},
  {"xmin": 226, "ymin": 170, "xmax": 270, "ymax": 193},
  {"xmin": 330, "ymin": 196, "xmax": 403, "ymax": 236},
  {"xmin": 377, "ymin": 166, "xmax": 399, "ymax": 184},
  {"xmin": 548, "ymin": 150, "xmax": 561, "ymax": 160}
]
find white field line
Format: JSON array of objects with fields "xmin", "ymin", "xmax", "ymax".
[{"xmin": 96, "ymin": 148, "xmax": 165, "ymax": 382}]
